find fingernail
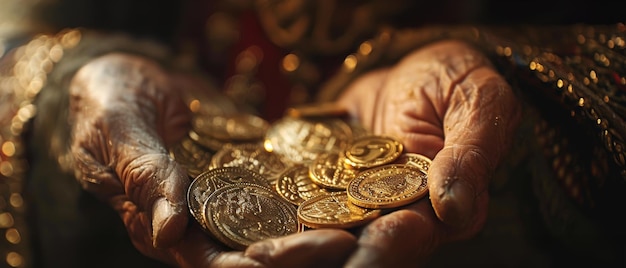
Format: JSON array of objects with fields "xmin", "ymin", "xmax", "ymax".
[
  {"xmin": 152, "ymin": 197, "xmax": 173, "ymax": 248},
  {"xmin": 439, "ymin": 178, "xmax": 475, "ymax": 228}
]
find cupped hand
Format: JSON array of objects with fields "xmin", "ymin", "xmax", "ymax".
[
  {"xmin": 67, "ymin": 52, "xmax": 263, "ymax": 267},
  {"xmin": 332, "ymin": 39, "xmax": 522, "ymax": 267}
]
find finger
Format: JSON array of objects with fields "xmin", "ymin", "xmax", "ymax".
[
  {"xmin": 345, "ymin": 200, "xmax": 440, "ymax": 268},
  {"xmin": 169, "ymin": 226, "xmax": 265, "ymax": 268},
  {"xmin": 429, "ymin": 64, "xmax": 521, "ymax": 231},
  {"xmin": 245, "ymin": 229, "xmax": 357, "ymax": 268},
  {"xmin": 70, "ymin": 53, "xmax": 191, "ymax": 248}
]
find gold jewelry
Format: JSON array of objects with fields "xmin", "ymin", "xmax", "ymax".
[{"xmin": 0, "ymin": 29, "xmax": 81, "ymax": 268}]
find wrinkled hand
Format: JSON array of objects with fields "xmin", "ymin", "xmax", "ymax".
[
  {"xmin": 67, "ymin": 53, "xmax": 362, "ymax": 268},
  {"xmin": 243, "ymin": 40, "xmax": 522, "ymax": 268},
  {"xmin": 67, "ymin": 53, "xmax": 264, "ymax": 267},
  {"xmin": 338, "ymin": 40, "xmax": 522, "ymax": 267},
  {"xmin": 70, "ymin": 51, "xmax": 356, "ymax": 267}
]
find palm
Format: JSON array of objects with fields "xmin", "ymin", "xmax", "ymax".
[{"xmin": 335, "ymin": 40, "xmax": 522, "ymax": 266}]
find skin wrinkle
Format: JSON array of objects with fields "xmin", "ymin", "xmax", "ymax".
[
  {"xmin": 353, "ymin": 207, "xmax": 437, "ymax": 266},
  {"xmin": 121, "ymin": 154, "xmax": 167, "ymax": 209},
  {"xmin": 61, "ymin": 37, "xmax": 524, "ymax": 266}
]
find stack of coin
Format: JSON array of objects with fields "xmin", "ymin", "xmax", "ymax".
[
  {"xmin": 186, "ymin": 166, "xmax": 299, "ymax": 250},
  {"xmin": 171, "ymin": 112, "xmax": 271, "ymax": 178},
  {"xmin": 189, "ymin": 113, "xmax": 269, "ymax": 152},
  {"xmin": 296, "ymin": 135, "xmax": 430, "ymax": 229},
  {"xmin": 171, "ymin": 103, "xmax": 432, "ymax": 250}
]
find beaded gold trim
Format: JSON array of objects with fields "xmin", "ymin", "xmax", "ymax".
[{"xmin": 0, "ymin": 29, "xmax": 81, "ymax": 268}]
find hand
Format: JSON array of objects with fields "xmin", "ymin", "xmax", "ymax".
[
  {"xmin": 335, "ymin": 40, "xmax": 522, "ymax": 266},
  {"xmin": 67, "ymin": 52, "xmax": 261, "ymax": 267},
  {"xmin": 66, "ymin": 52, "xmax": 366, "ymax": 268}
]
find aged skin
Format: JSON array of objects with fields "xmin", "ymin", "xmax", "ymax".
[{"xmin": 67, "ymin": 40, "xmax": 520, "ymax": 267}]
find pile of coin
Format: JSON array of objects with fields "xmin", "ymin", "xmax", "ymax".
[{"xmin": 169, "ymin": 103, "xmax": 432, "ymax": 250}]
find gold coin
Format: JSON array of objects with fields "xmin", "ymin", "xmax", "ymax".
[
  {"xmin": 346, "ymin": 164, "xmax": 428, "ymax": 209},
  {"xmin": 169, "ymin": 136, "xmax": 214, "ymax": 178},
  {"xmin": 210, "ymin": 142, "xmax": 289, "ymax": 186},
  {"xmin": 297, "ymin": 191, "xmax": 380, "ymax": 229},
  {"xmin": 275, "ymin": 165, "xmax": 328, "ymax": 206},
  {"xmin": 187, "ymin": 167, "xmax": 270, "ymax": 229},
  {"xmin": 393, "ymin": 153, "xmax": 431, "ymax": 173},
  {"xmin": 204, "ymin": 183, "xmax": 298, "ymax": 250},
  {"xmin": 309, "ymin": 152, "xmax": 358, "ymax": 190},
  {"xmin": 264, "ymin": 117, "xmax": 352, "ymax": 164},
  {"xmin": 188, "ymin": 129, "xmax": 227, "ymax": 152},
  {"xmin": 192, "ymin": 113, "xmax": 269, "ymax": 141},
  {"xmin": 343, "ymin": 135, "xmax": 403, "ymax": 169}
]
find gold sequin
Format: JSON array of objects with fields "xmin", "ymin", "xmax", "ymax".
[
  {"xmin": 9, "ymin": 194, "xmax": 22, "ymax": 209},
  {"xmin": 343, "ymin": 54, "xmax": 357, "ymax": 71},
  {"xmin": 282, "ymin": 53, "xmax": 300, "ymax": 72},
  {"xmin": 0, "ymin": 161, "xmax": 13, "ymax": 177},
  {"xmin": 2, "ymin": 142, "xmax": 15, "ymax": 157},
  {"xmin": 5, "ymin": 252, "xmax": 23, "ymax": 267},
  {"xmin": 5, "ymin": 228, "xmax": 20, "ymax": 244},
  {"xmin": 0, "ymin": 213, "xmax": 14, "ymax": 228},
  {"xmin": 358, "ymin": 41, "xmax": 373, "ymax": 56}
]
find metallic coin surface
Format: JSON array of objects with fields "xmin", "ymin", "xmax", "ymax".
[
  {"xmin": 343, "ymin": 135, "xmax": 403, "ymax": 169},
  {"xmin": 309, "ymin": 153, "xmax": 358, "ymax": 190},
  {"xmin": 264, "ymin": 117, "xmax": 352, "ymax": 164},
  {"xmin": 188, "ymin": 130, "xmax": 226, "ymax": 152},
  {"xmin": 297, "ymin": 191, "xmax": 380, "ymax": 229},
  {"xmin": 347, "ymin": 164, "xmax": 428, "ymax": 209},
  {"xmin": 210, "ymin": 142, "xmax": 289, "ymax": 185},
  {"xmin": 204, "ymin": 183, "xmax": 299, "ymax": 250},
  {"xmin": 187, "ymin": 167, "xmax": 270, "ymax": 229},
  {"xmin": 393, "ymin": 153, "xmax": 431, "ymax": 173},
  {"xmin": 275, "ymin": 165, "xmax": 328, "ymax": 206},
  {"xmin": 169, "ymin": 136, "xmax": 214, "ymax": 178},
  {"xmin": 192, "ymin": 113, "xmax": 269, "ymax": 141}
]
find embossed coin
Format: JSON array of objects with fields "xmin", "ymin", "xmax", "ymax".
[
  {"xmin": 188, "ymin": 130, "xmax": 227, "ymax": 152},
  {"xmin": 187, "ymin": 167, "xmax": 270, "ymax": 229},
  {"xmin": 309, "ymin": 153, "xmax": 358, "ymax": 190},
  {"xmin": 264, "ymin": 117, "xmax": 352, "ymax": 164},
  {"xmin": 393, "ymin": 153, "xmax": 431, "ymax": 173},
  {"xmin": 210, "ymin": 142, "xmax": 289, "ymax": 186},
  {"xmin": 192, "ymin": 113, "xmax": 269, "ymax": 141},
  {"xmin": 343, "ymin": 135, "xmax": 403, "ymax": 169},
  {"xmin": 346, "ymin": 164, "xmax": 428, "ymax": 209},
  {"xmin": 297, "ymin": 191, "xmax": 380, "ymax": 229},
  {"xmin": 275, "ymin": 165, "xmax": 328, "ymax": 206},
  {"xmin": 204, "ymin": 183, "xmax": 298, "ymax": 250}
]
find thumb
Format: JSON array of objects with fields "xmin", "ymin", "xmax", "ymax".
[{"xmin": 429, "ymin": 65, "xmax": 520, "ymax": 234}]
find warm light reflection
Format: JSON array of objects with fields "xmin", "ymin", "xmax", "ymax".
[
  {"xmin": 0, "ymin": 213, "xmax": 14, "ymax": 228},
  {"xmin": 6, "ymin": 252, "xmax": 23, "ymax": 268},
  {"xmin": 5, "ymin": 228, "xmax": 20, "ymax": 244},
  {"xmin": 9, "ymin": 193, "xmax": 22, "ymax": 208},
  {"xmin": 343, "ymin": 54, "xmax": 357, "ymax": 71},
  {"xmin": 358, "ymin": 41, "xmax": 372, "ymax": 56},
  {"xmin": 2, "ymin": 141, "xmax": 16, "ymax": 157},
  {"xmin": 189, "ymin": 99, "xmax": 201, "ymax": 113},
  {"xmin": 0, "ymin": 161, "xmax": 13, "ymax": 177},
  {"xmin": 282, "ymin": 53, "xmax": 300, "ymax": 72}
]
